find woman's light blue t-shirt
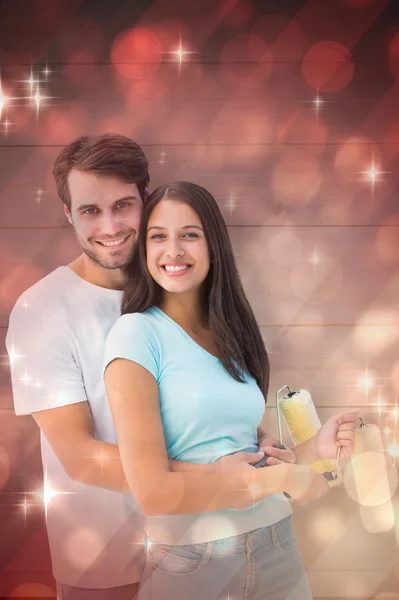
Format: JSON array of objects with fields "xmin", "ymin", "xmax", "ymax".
[{"xmin": 103, "ymin": 306, "xmax": 291, "ymax": 545}]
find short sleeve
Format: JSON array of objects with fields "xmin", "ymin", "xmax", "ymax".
[
  {"xmin": 103, "ymin": 313, "xmax": 160, "ymax": 382},
  {"xmin": 6, "ymin": 300, "xmax": 87, "ymax": 416}
]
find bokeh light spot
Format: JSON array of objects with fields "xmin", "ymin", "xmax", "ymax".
[
  {"xmin": 9, "ymin": 583, "xmax": 54, "ymax": 598},
  {"xmin": 272, "ymin": 154, "xmax": 321, "ymax": 206},
  {"xmin": 210, "ymin": 104, "xmax": 271, "ymax": 166},
  {"xmin": 360, "ymin": 501, "xmax": 396, "ymax": 533},
  {"xmin": 308, "ymin": 507, "xmax": 345, "ymax": 544},
  {"xmin": 302, "ymin": 41, "xmax": 355, "ymax": 92},
  {"xmin": 289, "ymin": 258, "xmax": 343, "ymax": 305},
  {"xmin": 277, "ymin": 109, "xmax": 329, "ymax": 155},
  {"xmin": 344, "ymin": 451, "xmax": 398, "ymax": 506},
  {"xmin": 64, "ymin": 528, "xmax": 104, "ymax": 570},
  {"xmin": 375, "ymin": 215, "xmax": 399, "ymax": 265},
  {"xmin": 252, "ymin": 15, "xmax": 305, "ymax": 66},
  {"xmin": 353, "ymin": 309, "xmax": 399, "ymax": 355},
  {"xmin": 267, "ymin": 228, "xmax": 303, "ymax": 266},
  {"xmin": 219, "ymin": 34, "xmax": 273, "ymax": 88},
  {"xmin": 334, "ymin": 136, "xmax": 379, "ymax": 182},
  {"xmin": 111, "ymin": 28, "xmax": 163, "ymax": 80}
]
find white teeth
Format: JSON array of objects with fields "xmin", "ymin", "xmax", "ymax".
[
  {"xmin": 100, "ymin": 237, "xmax": 127, "ymax": 247},
  {"xmin": 164, "ymin": 265, "xmax": 190, "ymax": 272}
]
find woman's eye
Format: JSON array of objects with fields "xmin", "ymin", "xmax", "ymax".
[
  {"xmin": 117, "ymin": 202, "xmax": 129, "ymax": 209},
  {"xmin": 149, "ymin": 232, "xmax": 199, "ymax": 240}
]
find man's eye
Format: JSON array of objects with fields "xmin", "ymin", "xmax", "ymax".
[
  {"xmin": 117, "ymin": 202, "xmax": 130, "ymax": 209},
  {"xmin": 84, "ymin": 208, "xmax": 97, "ymax": 215}
]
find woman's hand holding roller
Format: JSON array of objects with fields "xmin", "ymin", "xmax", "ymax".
[{"xmin": 314, "ymin": 410, "xmax": 360, "ymax": 460}]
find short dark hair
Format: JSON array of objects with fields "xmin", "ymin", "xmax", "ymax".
[
  {"xmin": 53, "ymin": 133, "xmax": 149, "ymax": 210},
  {"xmin": 122, "ymin": 181, "xmax": 270, "ymax": 400}
]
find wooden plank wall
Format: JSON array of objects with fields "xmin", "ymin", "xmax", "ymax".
[{"xmin": 0, "ymin": 0, "xmax": 399, "ymax": 597}]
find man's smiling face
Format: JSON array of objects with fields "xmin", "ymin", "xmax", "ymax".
[{"xmin": 64, "ymin": 169, "xmax": 143, "ymax": 270}]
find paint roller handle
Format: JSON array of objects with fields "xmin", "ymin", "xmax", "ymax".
[{"xmin": 253, "ymin": 444, "xmax": 287, "ymax": 468}]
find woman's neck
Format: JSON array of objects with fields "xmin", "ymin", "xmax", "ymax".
[{"xmin": 159, "ymin": 293, "xmax": 207, "ymax": 332}]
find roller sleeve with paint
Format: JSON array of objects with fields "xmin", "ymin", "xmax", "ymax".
[
  {"xmin": 254, "ymin": 386, "xmax": 342, "ymax": 495},
  {"xmin": 344, "ymin": 418, "xmax": 396, "ymax": 507},
  {"xmin": 278, "ymin": 389, "xmax": 337, "ymax": 478}
]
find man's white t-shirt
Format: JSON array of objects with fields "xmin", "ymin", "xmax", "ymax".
[{"xmin": 6, "ymin": 266, "xmax": 146, "ymax": 588}]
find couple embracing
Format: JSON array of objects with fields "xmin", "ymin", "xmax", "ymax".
[{"xmin": 7, "ymin": 134, "xmax": 358, "ymax": 600}]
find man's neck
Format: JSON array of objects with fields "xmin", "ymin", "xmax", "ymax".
[{"xmin": 67, "ymin": 255, "xmax": 125, "ymax": 291}]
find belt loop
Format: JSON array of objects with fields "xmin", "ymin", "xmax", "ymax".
[{"xmin": 201, "ymin": 541, "xmax": 214, "ymax": 566}]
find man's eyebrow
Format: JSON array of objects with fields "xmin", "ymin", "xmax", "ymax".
[
  {"xmin": 77, "ymin": 196, "xmax": 138, "ymax": 212},
  {"xmin": 147, "ymin": 225, "xmax": 204, "ymax": 232}
]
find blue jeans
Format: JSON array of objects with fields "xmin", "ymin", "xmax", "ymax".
[{"xmin": 137, "ymin": 515, "xmax": 313, "ymax": 600}]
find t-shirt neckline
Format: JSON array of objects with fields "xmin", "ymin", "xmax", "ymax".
[
  {"xmin": 59, "ymin": 266, "xmax": 124, "ymax": 298},
  {"xmin": 151, "ymin": 306, "xmax": 220, "ymax": 362}
]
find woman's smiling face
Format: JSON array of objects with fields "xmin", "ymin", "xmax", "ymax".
[{"xmin": 146, "ymin": 199, "xmax": 211, "ymax": 295}]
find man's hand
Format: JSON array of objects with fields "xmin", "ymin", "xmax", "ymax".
[
  {"xmin": 258, "ymin": 433, "xmax": 296, "ymax": 466},
  {"xmin": 314, "ymin": 410, "xmax": 360, "ymax": 460},
  {"xmin": 213, "ymin": 451, "xmax": 266, "ymax": 472},
  {"xmin": 283, "ymin": 464, "xmax": 330, "ymax": 505}
]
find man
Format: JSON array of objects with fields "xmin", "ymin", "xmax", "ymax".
[{"xmin": 6, "ymin": 134, "xmax": 273, "ymax": 600}]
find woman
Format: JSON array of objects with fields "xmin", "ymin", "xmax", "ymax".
[{"xmin": 103, "ymin": 182, "xmax": 357, "ymax": 600}]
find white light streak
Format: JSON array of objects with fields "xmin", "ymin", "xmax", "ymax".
[
  {"xmin": 1, "ymin": 117, "xmax": 11, "ymax": 135},
  {"xmin": 227, "ymin": 190, "xmax": 237, "ymax": 216},
  {"xmin": 313, "ymin": 93, "xmax": 324, "ymax": 112},
  {"xmin": 143, "ymin": 537, "xmax": 154, "ymax": 551},
  {"xmin": 27, "ymin": 67, "xmax": 38, "ymax": 95},
  {"xmin": 0, "ymin": 79, "xmax": 7, "ymax": 118},
  {"xmin": 358, "ymin": 370, "xmax": 375, "ymax": 393},
  {"xmin": 21, "ymin": 498, "xmax": 30, "ymax": 517},
  {"xmin": 21, "ymin": 371, "xmax": 33, "ymax": 386},
  {"xmin": 303, "ymin": 90, "xmax": 330, "ymax": 113},
  {"xmin": 387, "ymin": 443, "xmax": 399, "ymax": 458},
  {"xmin": 220, "ymin": 188, "xmax": 244, "ymax": 217},
  {"xmin": 248, "ymin": 482, "xmax": 261, "ymax": 496},
  {"xmin": 165, "ymin": 35, "xmax": 196, "ymax": 70},
  {"xmin": 368, "ymin": 165, "xmax": 378, "ymax": 184},
  {"xmin": 156, "ymin": 150, "xmax": 170, "ymax": 166},
  {"xmin": 310, "ymin": 247, "xmax": 320, "ymax": 265},
  {"xmin": 8, "ymin": 343, "xmax": 25, "ymax": 367},
  {"xmin": 29, "ymin": 84, "xmax": 53, "ymax": 114},
  {"xmin": 35, "ymin": 469, "xmax": 71, "ymax": 517},
  {"xmin": 33, "ymin": 85, "xmax": 43, "ymax": 113},
  {"xmin": 358, "ymin": 153, "xmax": 389, "ymax": 189},
  {"xmin": 35, "ymin": 188, "xmax": 47, "ymax": 206}
]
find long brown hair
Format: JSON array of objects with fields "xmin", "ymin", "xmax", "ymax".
[{"xmin": 122, "ymin": 181, "xmax": 270, "ymax": 400}]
